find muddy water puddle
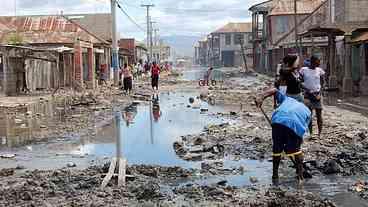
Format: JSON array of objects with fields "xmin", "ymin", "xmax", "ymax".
[{"xmin": 0, "ymin": 91, "xmax": 367, "ymax": 206}]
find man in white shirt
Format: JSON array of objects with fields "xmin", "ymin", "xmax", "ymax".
[{"xmin": 299, "ymin": 56, "xmax": 325, "ymax": 137}]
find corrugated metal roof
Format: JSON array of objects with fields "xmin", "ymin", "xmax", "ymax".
[
  {"xmin": 270, "ymin": 0, "xmax": 325, "ymax": 16},
  {"xmin": 0, "ymin": 14, "xmax": 111, "ymax": 45},
  {"xmin": 352, "ymin": 32, "xmax": 368, "ymax": 43},
  {"xmin": 249, "ymin": 0, "xmax": 273, "ymax": 12},
  {"xmin": 213, "ymin": 22, "xmax": 252, "ymax": 33}
]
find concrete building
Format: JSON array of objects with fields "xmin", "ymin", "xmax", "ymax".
[
  {"xmin": 197, "ymin": 38, "xmax": 208, "ymax": 66},
  {"xmin": 209, "ymin": 23, "xmax": 253, "ymax": 68},
  {"xmin": 135, "ymin": 41, "xmax": 148, "ymax": 63},
  {"xmin": 249, "ymin": 0, "xmax": 328, "ymax": 75},
  {"xmin": 299, "ymin": 0, "xmax": 368, "ymax": 95},
  {"xmin": 249, "ymin": 0, "xmax": 368, "ymax": 95},
  {"xmin": 119, "ymin": 39, "xmax": 148, "ymax": 65},
  {"xmin": 152, "ymin": 40, "xmax": 171, "ymax": 64}
]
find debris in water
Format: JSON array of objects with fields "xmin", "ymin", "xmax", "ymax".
[
  {"xmin": 0, "ymin": 154, "xmax": 16, "ymax": 159},
  {"xmin": 66, "ymin": 162, "xmax": 77, "ymax": 168}
]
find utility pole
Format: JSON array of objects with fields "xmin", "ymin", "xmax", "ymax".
[
  {"xmin": 240, "ymin": 38, "xmax": 248, "ymax": 73},
  {"xmin": 141, "ymin": 4, "xmax": 154, "ymax": 63},
  {"xmin": 153, "ymin": 28, "xmax": 159, "ymax": 46},
  {"xmin": 153, "ymin": 28, "xmax": 160, "ymax": 62},
  {"xmin": 111, "ymin": 0, "xmax": 119, "ymax": 86},
  {"xmin": 150, "ymin": 20, "xmax": 156, "ymax": 63}
]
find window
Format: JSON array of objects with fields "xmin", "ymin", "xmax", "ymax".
[
  {"xmin": 276, "ymin": 16, "xmax": 288, "ymax": 34},
  {"xmin": 225, "ymin": 34, "xmax": 231, "ymax": 45},
  {"xmin": 234, "ymin": 34, "xmax": 244, "ymax": 45}
]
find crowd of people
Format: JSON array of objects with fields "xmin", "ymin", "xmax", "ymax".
[
  {"xmin": 256, "ymin": 54, "xmax": 326, "ymax": 185},
  {"xmin": 117, "ymin": 61, "xmax": 171, "ymax": 95}
]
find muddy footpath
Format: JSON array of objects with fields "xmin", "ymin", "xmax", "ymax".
[{"xmin": 0, "ymin": 69, "xmax": 368, "ymax": 206}]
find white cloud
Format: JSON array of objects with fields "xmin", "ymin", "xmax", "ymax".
[{"xmin": 0, "ymin": 0, "xmax": 265, "ymax": 39}]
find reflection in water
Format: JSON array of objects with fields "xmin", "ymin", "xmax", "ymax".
[
  {"xmin": 152, "ymin": 99, "xmax": 161, "ymax": 122},
  {"xmin": 122, "ymin": 104, "xmax": 138, "ymax": 127},
  {"xmin": 0, "ymin": 99, "xmax": 72, "ymax": 148},
  {"xmin": 77, "ymin": 92, "xmax": 227, "ymax": 167}
]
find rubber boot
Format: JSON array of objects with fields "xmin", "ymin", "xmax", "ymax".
[
  {"xmin": 294, "ymin": 154, "xmax": 304, "ymax": 184},
  {"xmin": 309, "ymin": 120, "xmax": 313, "ymax": 135},
  {"xmin": 272, "ymin": 156, "xmax": 281, "ymax": 185},
  {"xmin": 316, "ymin": 109, "xmax": 323, "ymax": 137}
]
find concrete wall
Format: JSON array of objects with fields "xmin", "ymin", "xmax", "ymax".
[
  {"xmin": 345, "ymin": 0, "xmax": 368, "ymax": 22},
  {"xmin": 218, "ymin": 33, "xmax": 252, "ymax": 51},
  {"xmin": 0, "ymin": 55, "xmax": 3, "ymax": 96},
  {"xmin": 269, "ymin": 14, "xmax": 308, "ymax": 46},
  {"xmin": 215, "ymin": 32, "xmax": 252, "ymax": 67}
]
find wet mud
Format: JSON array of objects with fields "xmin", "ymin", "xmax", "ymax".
[{"xmin": 1, "ymin": 69, "xmax": 368, "ymax": 206}]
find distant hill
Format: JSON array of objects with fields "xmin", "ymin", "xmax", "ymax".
[{"xmin": 161, "ymin": 35, "xmax": 201, "ymax": 58}]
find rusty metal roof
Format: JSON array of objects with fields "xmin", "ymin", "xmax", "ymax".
[
  {"xmin": 212, "ymin": 22, "xmax": 252, "ymax": 33},
  {"xmin": 352, "ymin": 32, "xmax": 368, "ymax": 43},
  {"xmin": 0, "ymin": 14, "xmax": 111, "ymax": 45},
  {"xmin": 269, "ymin": 0, "xmax": 326, "ymax": 16},
  {"xmin": 249, "ymin": 0, "xmax": 273, "ymax": 12}
]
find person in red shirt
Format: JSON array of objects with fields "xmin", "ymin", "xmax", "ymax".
[{"xmin": 151, "ymin": 62, "xmax": 161, "ymax": 91}]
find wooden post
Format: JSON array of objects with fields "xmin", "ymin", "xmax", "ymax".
[
  {"xmin": 101, "ymin": 111, "xmax": 127, "ymax": 189},
  {"xmin": 360, "ymin": 44, "xmax": 368, "ymax": 95},
  {"xmin": 328, "ymin": 34, "xmax": 338, "ymax": 88},
  {"xmin": 74, "ymin": 41, "xmax": 83, "ymax": 89},
  {"xmin": 343, "ymin": 34, "xmax": 353, "ymax": 94},
  {"xmin": 240, "ymin": 38, "xmax": 248, "ymax": 73},
  {"xmin": 86, "ymin": 47, "xmax": 95, "ymax": 89}
]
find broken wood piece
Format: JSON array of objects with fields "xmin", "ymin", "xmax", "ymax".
[
  {"xmin": 118, "ymin": 158, "xmax": 127, "ymax": 187},
  {"xmin": 101, "ymin": 157, "xmax": 117, "ymax": 189},
  {"xmin": 100, "ymin": 157, "xmax": 127, "ymax": 189}
]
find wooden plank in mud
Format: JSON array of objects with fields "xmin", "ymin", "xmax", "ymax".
[
  {"xmin": 101, "ymin": 157, "xmax": 117, "ymax": 189},
  {"xmin": 118, "ymin": 158, "xmax": 126, "ymax": 187}
]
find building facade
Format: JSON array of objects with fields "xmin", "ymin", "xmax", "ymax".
[
  {"xmin": 249, "ymin": 0, "xmax": 368, "ymax": 95},
  {"xmin": 195, "ymin": 22, "xmax": 253, "ymax": 68},
  {"xmin": 0, "ymin": 14, "xmax": 112, "ymax": 96}
]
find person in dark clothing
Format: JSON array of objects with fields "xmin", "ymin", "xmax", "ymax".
[
  {"xmin": 151, "ymin": 62, "xmax": 160, "ymax": 91},
  {"xmin": 276, "ymin": 55, "xmax": 304, "ymax": 103}
]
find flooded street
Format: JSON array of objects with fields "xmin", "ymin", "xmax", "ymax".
[{"xmin": 0, "ymin": 69, "xmax": 368, "ymax": 207}]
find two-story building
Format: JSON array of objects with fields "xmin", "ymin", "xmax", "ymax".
[
  {"xmin": 250, "ymin": 0, "xmax": 368, "ymax": 95},
  {"xmin": 197, "ymin": 38, "xmax": 208, "ymax": 66},
  {"xmin": 209, "ymin": 23, "xmax": 253, "ymax": 68}
]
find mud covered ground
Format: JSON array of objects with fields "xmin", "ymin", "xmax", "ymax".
[
  {"xmin": 0, "ymin": 164, "xmax": 336, "ymax": 207},
  {"xmin": 179, "ymin": 71, "xmax": 368, "ymax": 176},
  {"xmin": 1, "ymin": 69, "xmax": 368, "ymax": 206}
]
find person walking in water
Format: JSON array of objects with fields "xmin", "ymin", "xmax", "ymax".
[
  {"xmin": 151, "ymin": 62, "xmax": 161, "ymax": 92},
  {"xmin": 276, "ymin": 54, "xmax": 304, "ymax": 103},
  {"xmin": 204, "ymin": 67, "xmax": 213, "ymax": 86},
  {"xmin": 122, "ymin": 63, "xmax": 133, "ymax": 95},
  {"xmin": 300, "ymin": 56, "xmax": 325, "ymax": 137},
  {"xmin": 256, "ymin": 87, "xmax": 311, "ymax": 185}
]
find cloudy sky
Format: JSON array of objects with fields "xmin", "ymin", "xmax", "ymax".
[{"xmin": 0, "ymin": 0, "xmax": 265, "ymax": 40}]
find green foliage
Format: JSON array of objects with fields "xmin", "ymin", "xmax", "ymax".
[{"xmin": 7, "ymin": 33, "xmax": 24, "ymax": 45}]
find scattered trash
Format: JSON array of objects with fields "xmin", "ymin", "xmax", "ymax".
[
  {"xmin": 0, "ymin": 154, "xmax": 16, "ymax": 159},
  {"xmin": 249, "ymin": 176, "xmax": 259, "ymax": 183},
  {"xmin": 66, "ymin": 162, "xmax": 77, "ymax": 168}
]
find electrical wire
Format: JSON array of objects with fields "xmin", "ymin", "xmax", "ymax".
[
  {"xmin": 116, "ymin": 1, "xmax": 146, "ymax": 32},
  {"xmin": 118, "ymin": 0, "xmax": 141, "ymax": 9}
]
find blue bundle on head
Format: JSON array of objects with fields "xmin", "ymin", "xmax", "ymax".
[{"xmin": 304, "ymin": 59, "xmax": 311, "ymax": 67}]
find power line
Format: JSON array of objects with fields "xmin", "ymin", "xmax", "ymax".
[
  {"xmin": 118, "ymin": 0, "xmax": 141, "ymax": 9},
  {"xmin": 116, "ymin": 1, "xmax": 145, "ymax": 32}
]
